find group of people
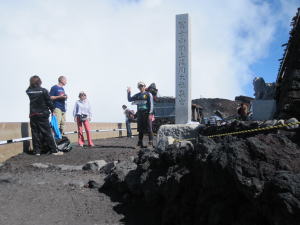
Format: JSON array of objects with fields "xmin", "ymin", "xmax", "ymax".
[
  {"xmin": 26, "ymin": 74, "xmax": 155, "ymax": 155},
  {"xmin": 26, "ymin": 75, "xmax": 94, "ymax": 155}
]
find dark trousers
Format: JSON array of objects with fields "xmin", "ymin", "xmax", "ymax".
[
  {"xmin": 30, "ymin": 115, "xmax": 57, "ymax": 154},
  {"xmin": 137, "ymin": 111, "xmax": 153, "ymax": 142},
  {"xmin": 125, "ymin": 119, "xmax": 132, "ymax": 137}
]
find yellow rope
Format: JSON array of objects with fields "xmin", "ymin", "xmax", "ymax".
[
  {"xmin": 170, "ymin": 121, "xmax": 300, "ymax": 142},
  {"xmin": 207, "ymin": 121, "xmax": 300, "ymax": 138}
]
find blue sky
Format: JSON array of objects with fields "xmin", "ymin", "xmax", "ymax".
[
  {"xmin": 0, "ymin": 0, "xmax": 299, "ymax": 122},
  {"xmin": 246, "ymin": 0, "xmax": 298, "ymax": 96}
]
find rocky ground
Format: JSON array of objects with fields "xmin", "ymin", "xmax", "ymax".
[
  {"xmin": 103, "ymin": 126, "xmax": 300, "ymax": 225},
  {"xmin": 1, "ymin": 127, "xmax": 300, "ymax": 225},
  {"xmin": 0, "ymin": 137, "xmax": 143, "ymax": 225}
]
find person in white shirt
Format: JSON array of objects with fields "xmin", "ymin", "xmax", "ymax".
[{"xmin": 73, "ymin": 91, "xmax": 94, "ymax": 147}]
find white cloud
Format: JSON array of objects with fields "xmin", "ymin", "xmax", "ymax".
[{"xmin": 0, "ymin": 0, "xmax": 298, "ymax": 122}]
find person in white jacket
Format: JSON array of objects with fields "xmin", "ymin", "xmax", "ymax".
[{"xmin": 73, "ymin": 91, "xmax": 94, "ymax": 147}]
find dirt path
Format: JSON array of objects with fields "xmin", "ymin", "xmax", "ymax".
[{"xmin": 0, "ymin": 137, "xmax": 142, "ymax": 225}]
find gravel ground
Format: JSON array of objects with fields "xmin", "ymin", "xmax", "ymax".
[{"xmin": 0, "ymin": 136, "xmax": 147, "ymax": 225}]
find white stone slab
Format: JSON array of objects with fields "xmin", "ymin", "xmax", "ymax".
[
  {"xmin": 157, "ymin": 124, "xmax": 202, "ymax": 151},
  {"xmin": 175, "ymin": 13, "xmax": 191, "ymax": 124}
]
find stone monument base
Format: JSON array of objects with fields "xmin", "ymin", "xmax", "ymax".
[{"xmin": 157, "ymin": 124, "xmax": 202, "ymax": 151}]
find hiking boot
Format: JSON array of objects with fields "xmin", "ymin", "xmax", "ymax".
[{"xmin": 52, "ymin": 151, "xmax": 64, "ymax": 156}]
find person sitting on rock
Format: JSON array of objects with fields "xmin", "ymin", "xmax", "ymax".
[
  {"xmin": 237, "ymin": 103, "xmax": 249, "ymax": 121},
  {"xmin": 127, "ymin": 82, "xmax": 154, "ymax": 148}
]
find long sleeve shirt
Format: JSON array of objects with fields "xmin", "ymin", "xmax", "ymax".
[
  {"xmin": 26, "ymin": 87, "xmax": 54, "ymax": 117},
  {"xmin": 127, "ymin": 91, "xmax": 153, "ymax": 114},
  {"xmin": 73, "ymin": 100, "xmax": 92, "ymax": 119}
]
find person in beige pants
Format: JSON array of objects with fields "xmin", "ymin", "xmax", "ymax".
[{"xmin": 50, "ymin": 76, "xmax": 68, "ymax": 134}]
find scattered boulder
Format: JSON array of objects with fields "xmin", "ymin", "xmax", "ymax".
[
  {"xmin": 31, "ymin": 163, "xmax": 50, "ymax": 169},
  {"xmin": 285, "ymin": 117, "xmax": 299, "ymax": 129},
  {"xmin": 56, "ymin": 164, "xmax": 83, "ymax": 171},
  {"xmin": 100, "ymin": 161, "xmax": 118, "ymax": 174},
  {"xmin": 102, "ymin": 160, "xmax": 137, "ymax": 194},
  {"xmin": 82, "ymin": 160, "xmax": 107, "ymax": 171},
  {"xmin": 67, "ymin": 180, "xmax": 85, "ymax": 188},
  {"xmin": 85, "ymin": 180, "xmax": 102, "ymax": 189}
]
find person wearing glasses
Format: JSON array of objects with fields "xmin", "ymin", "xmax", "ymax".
[
  {"xmin": 73, "ymin": 91, "xmax": 94, "ymax": 147},
  {"xmin": 127, "ymin": 81, "xmax": 154, "ymax": 148}
]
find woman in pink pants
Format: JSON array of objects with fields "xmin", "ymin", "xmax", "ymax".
[{"xmin": 73, "ymin": 91, "xmax": 94, "ymax": 147}]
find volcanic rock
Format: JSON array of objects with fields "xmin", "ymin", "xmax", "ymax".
[
  {"xmin": 102, "ymin": 130, "xmax": 300, "ymax": 225},
  {"xmin": 82, "ymin": 160, "xmax": 107, "ymax": 171}
]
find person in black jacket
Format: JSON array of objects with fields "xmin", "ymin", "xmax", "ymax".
[
  {"xmin": 26, "ymin": 75, "xmax": 63, "ymax": 155},
  {"xmin": 127, "ymin": 81, "xmax": 154, "ymax": 148}
]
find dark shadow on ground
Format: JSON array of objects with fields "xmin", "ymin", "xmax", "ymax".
[{"xmin": 99, "ymin": 187, "xmax": 160, "ymax": 225}]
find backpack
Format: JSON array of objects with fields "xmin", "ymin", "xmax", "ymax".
[
  {"xmin": 126, "ymin": 109, "xmax": 136, "ymax": 121},
  {"xmin": 55, "ymin": 136, "xmax": 72, "ymax": 152},
  {"xmin": 147, "ymin": 83, "xmax": 158, "ymax": 97}
]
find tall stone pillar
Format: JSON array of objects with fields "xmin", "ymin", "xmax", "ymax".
[{"xmin": 175, "ymin": 13, "xmax": 191, "ymax": 124}]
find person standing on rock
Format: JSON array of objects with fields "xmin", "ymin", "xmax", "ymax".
[
  {"xmin": 122, "ymin": 105, "xmax": 135, "ymax": 138},
  {"xmin": 50, "ymin": 76, "xmax": 68, "ymax": 134},
  {"xmin": 26, "ymin": 75, "xmax": 63, "ymax": 156},
  {"xmin": 73, "ymin": 91, "xmax": 94, "ymax": 147},
  {"xmin": 127, "ymin": 82, "xmax": 154, "ymax": 148}
]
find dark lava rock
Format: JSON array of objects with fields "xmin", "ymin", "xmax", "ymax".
[
  {"xmin": 102, "ymin": 160, "xmax": 138, "ymax": 194},
  {"xmin": 82, "ymin": 160, "xmax": 107, "ymax": 171},
  {"xmin": 85, "ymin": 180, "xmax": 101, "ymax": 189},
  {"xmin": 102, "ymin": 131, "xmax": 300, "ymax": 225}
]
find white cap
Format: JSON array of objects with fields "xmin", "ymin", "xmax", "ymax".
[{"xmin": 137, "ymin": 81, "xmax": 146, "ymax": 88}]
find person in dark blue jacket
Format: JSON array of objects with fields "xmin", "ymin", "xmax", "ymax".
[
  {"xmin": 127, "ymin": 81, "xmax": 154, "ymax": 148},
  {"xmin": 26, "ymin": 75, "xmax": 63, "ymax": 156}
]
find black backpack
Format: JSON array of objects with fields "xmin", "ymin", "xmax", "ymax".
[
  {"xmin": 147, "ymin": 83, "xmax": 158, "ymax": 97},
  {"xmin": 55, "ymin": 136, "xmax": 72, "ymax": 152}
]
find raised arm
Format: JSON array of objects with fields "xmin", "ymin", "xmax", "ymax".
[{"xmin": 127, "ymin": 87, "xmax": 137, "ymax": 102}]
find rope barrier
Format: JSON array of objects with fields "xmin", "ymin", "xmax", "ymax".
[
  {"xmin": 207, "ymin": 121, "xmax": 300, "ymax": 138},
  {"xmin": 170, "ymin": 121, "xmax": 300, "ymax": 143},
  {"xmin": 0, "ymin": 128, "xmax": 137, "ymax": 145}
]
